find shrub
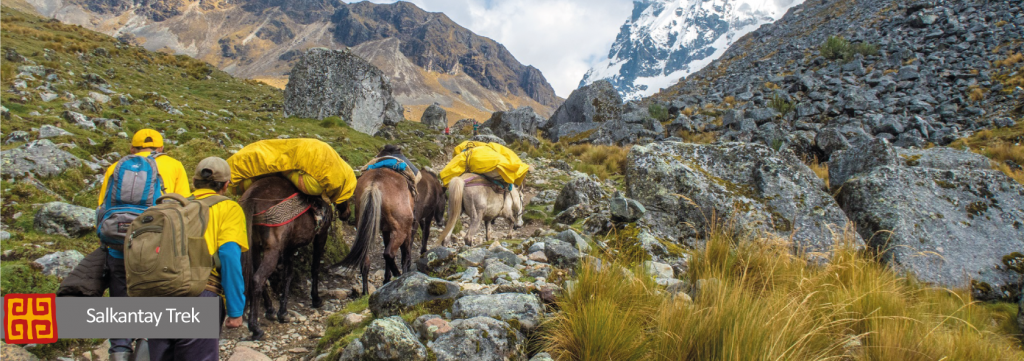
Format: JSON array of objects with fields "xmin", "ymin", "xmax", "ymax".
[
  {"xmin": 969, "ymin": 86, "xmax": 987, "ymax": 102},
  {"xmin": 567, "ymin": 143, "xmax": 629, "ymax": 179},
  {"xmin": 994, "ymin": 52, "xmax": 1022, "ymax": 68},
  {"xmin": 820, "ymin": 35, "xmax": 878, "ymax": 62},
  {"xmin": 803, "ymin": 155, "xmax": 829, "ymax": 190},
  {"xmin": 320, "ymin": 116, "xmax": 343, "ymax": 128},
  {"xmin": 768, "ymin": 94, "xmax": 795, "ymax": 116},
  {"xmin": 820, "ymin": 36, "xmax": 850, "ymax": 60},
  {"xmin": 648, "ymin": 104, "xmax": 670, "ymax": 123}
]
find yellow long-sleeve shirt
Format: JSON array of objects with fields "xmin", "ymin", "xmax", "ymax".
[{"xmin": 97, "ymin": 151, "xmax": 192, "ymax": 206}]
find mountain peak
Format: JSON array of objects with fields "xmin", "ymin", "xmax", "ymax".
[{"xmin": 581, "ymin": 0, "xmax": 803, "ymax": 101}]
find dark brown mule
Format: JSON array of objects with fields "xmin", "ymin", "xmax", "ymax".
[
  {"xmin": 336, "ymin": 168, "xmax": 415, "ymax": 295},
  {"xmin": 240, "ymin": 176, "xmax": 350, "ymax": 340},
  {"xmin": 414, "ymin": 170, "xmax": 446, "ymax": 254}
]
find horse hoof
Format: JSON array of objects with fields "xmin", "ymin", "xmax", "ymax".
[
  {"xmin": 265, "ymin": 312, "xmax": 276, "ymax": 321},
  {"xmin": 277, "ymin": 314, "xmax": 290, "ymax": 323},
  {"xmin": 250, "ymin": 330, "xmax": 265, "ymax": 341},
  {"xmin": 312, "ymin": 299, "xmax": 324, "ymax": 309}
]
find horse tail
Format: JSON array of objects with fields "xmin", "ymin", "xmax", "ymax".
[
  {"xmin": 339, "ymin": 185, "xmax": 381, "ymax": 269},
  {"xmin": 440, "ymin": 176, "xmax": 464, "ymax": 242},
  {"xmin": 433, "ymin": 179, "xmax": 446, "ymax": 226},
  {"xmin": 240, "ymin": 198, "xmax": 257, "ymax": 306}
]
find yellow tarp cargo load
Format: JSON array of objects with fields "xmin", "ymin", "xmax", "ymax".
[
  {"xmin": 227, "ymin": 139, "xmax": 357, "ymax": 204},
  {"xmin": 439, "ymin": 141, "xmax": 529, "ymax": 186}
]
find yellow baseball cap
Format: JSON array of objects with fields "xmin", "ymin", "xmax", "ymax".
[{"xmin": 131, "ymin": 129, "xmax": 164, "ymax": 148}]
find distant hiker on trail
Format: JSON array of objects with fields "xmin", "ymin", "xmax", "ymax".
[
  {"xmin": 445, "ymin": 126, "xmax": 450, "ymax": 135},
  {"xmin": 94, "ymin": 129, "xmax": 191, "ymax": 361},
  {"xmin": 147, "ymin": 157, "xmax": 247, "ymax": 361},
  {"xmin": 473, "ymin": 122, "xmax": 479, "ymax": 135}
]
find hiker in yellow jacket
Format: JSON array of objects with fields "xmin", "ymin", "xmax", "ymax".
[
  {"xmin": 95, "ymin": 129, "xmax": 191, "ymax": 361},
  {"xmin": 148, "ymin": 157, "xmax": 247, "ymax": 361}
]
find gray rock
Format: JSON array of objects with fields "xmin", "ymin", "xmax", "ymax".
[
  {"xmin": 154, "ymin": 101, "xmax": 184, "ymax": 116},
  {"xmin": 482, "ymin": 262, "xmax": 521, "ymax": 281},
  {"xmin": 543, "ymin": 80, "xmax": 622, "ymax": 142},
  {"xmin": 554, "ymin": 174, "xmax": 606, "ymax": 211},
  {"xmin": 829, "ymin": 138, "xmax": 900, "ymax": 192},
  {"xmin": 897, "ymin": 65, "xmax": 920, "ymax": 81},
  {"xmin": 644, "ymin": 260, "xmax": 674, "ymax": 279},
  {"xmin": 895, "ymin": 148, "xmax": 991, "ymax": 171},
  {"xmin": 1019, "ymin": 284, "xmax": 1023, "ymax": 334},
  {"xmin": 421, "ymin": 103, "xmax": 447, "ymax": 130},
  {"xmin": 33, "ymin": 202, "xmax": 95, "ymax": 237},
  {"xmin": 429, "ymin": 317, "xmax": 525, "ymax": 361},
  {"xmin": 556, "ymin": 230, "xmax": 590, "ymax": 253},
  {"xmin": 284, "ymin": 48, "xmax": 404, "ymax": 135},
  {"xmin": 609, "ymin": 192, "xmax": 646, "ymax": 223},
  {"xmin": 1, "ymin": 231, "xmax": 10, "ymax": 241},
  {"xmin": 338, "ymin": 339, "xmax": 365, "ymax": 361},
  {"xmin": 837, "ymin": 165, "xmax": 1024, "ymax": 301},
  {"xmin": 4, "ymin": 131, "xmax": 30, "ymax": 144},
  {"xmin": 457, "ymin": 248, "xmax": 489, "ymax": 267},
  {"xmin": 40, "ymin": 92, "xmax": 59, "ymax": 102},
  {"xmin": 638, "ymin": 230, "xmax": 669, "ymax": 258},
  {"xmin": 412, "ymin": 314, "xmax": 451, "ymax": 341},
  {"xmin": 32, "ymin": 250, "xmax": 84, "ymax": 278},
  {"xmin": 61, "ymin": 111, "xmax": 94, "ymax": 129},
  {"xmin": 544, "ymin": 239, "xmax": 580, "ymax": 269},
  {"xmin": 745, "ymin": 108, "xmax": 779, "ymax": 125},
  {"xmin": 483, "ymin": 106, "xmax": 544, "ymax": 147},
  {"xmin": 815, "ymin": 128, "xmax": 850, "ymax": 159},
  {"xmin": 530, "ymin": 353, "xmax": 554, "ymax": 361},
  {"xmin": 368, "ymin": 272, "xmax": 460, "ymax": 317},
  {"xmin": 451, "ymin": 293, "xmax": 543, "ymax": 331},
  {"xmin": 93, "ymin": 118, "xmax": 120, "ymax": 131},
  {"xmin": 348, "ymin": 316, "xmax": 427, "ymax": 361},
  {"xmin": 1, "ymin": 140, "xmax": 83, "ymax": 179},
  {"xmin": 416, "ymin": 246, "xmax": 458, "ymax": 275},
  {"xmin": 38, "ymin": 125, "xmax": 72, "ymax": 139},
  {"xmin": 470, "ymin": 134, "xmax": 507, "ymax": 145},
  {"xmin": 626, "ymin": 142, "xmax": 861, "ymax": 257},
  {"xmin": 0, "ymin": 344, "xmax": 40, "ymax": 361}
]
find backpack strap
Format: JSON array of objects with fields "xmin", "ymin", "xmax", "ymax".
[{"xmin": 189, "ymin": 194, "xmax": 231, "ymax": 274}]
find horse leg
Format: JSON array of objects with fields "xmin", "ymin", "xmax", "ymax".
[
  {"xmin": 310, "ymin": 230, "xmax": 328, "ymax": 308},
  {"xmin": 263, "ymin": 280, "xmax": 275, "ymax": 321},
  {"xmin": 248, "ymin": 243, "xmax": 282, "ymax": 341},
  {"xmin": 385, "ymin": 227, "xmax": 407, "ymax": 279},
  {"xmin": 381, "ymin": 229, "xmax": 393, "ymax": 284},
  {"xmin": 466, "ymin": 211, "xmax": 482, "ymax": 247},
  {"xmin": 276, "ymin": 250, "xmax": 295, "ymax": 323},
  {"xmin": 485, "ymin": 221, "xmax": 491, "ymax": 243},
  {"xmin": 419, "ymin": 218, "xmax": 430, "ymax": 254},
  {"xmin": 402, "ymin": 229, "xmax": 413, "ymax": 273}
]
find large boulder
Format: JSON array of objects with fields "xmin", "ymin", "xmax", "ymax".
[
  {"xmin": 1, "ymin": 140, "xmax": 84, "ymax": 179},
  {"xmin": 284, "ymin": 48, "xmax": 404, "ymax": 135},
  {"xmin": 837, "ymin": 164, "xmax": 1024, "ymax": 301},
  {"xmin": 421, "ymin": 103, "xmax": 448, "ymax": 130},
  {"xmin": 416, "ymin": 246, "xmax": 458, "ymax": 275},
  {"xmin": 828, "ymin": 138, "xmax": 901, "ymax": 192},
  {"xmin": 32, "ymin": 250, "xmax": 85, "ymax": 278},
  {"xmin": 369, "ymin": 272, "xmax": 460, "ymax": 317},
  {"xmin": 341, "ymin": 316, "xmax": 427, "ymax": 361},
  {"xmin": 625, "ymin": 142, "xmax": 861, "ymax": 257},
  {"xmin": 544, "ymin": 239, "xmax": 580, "ymax": 269},
  {"xmin": 33, "ymin": 202, "xmax": 95, "ymax": 237},
  {"xmin": 483, "ymin": 106, "xmax": 543, "ymax": 147},
  {"xmin": 554, "ymin": 174, "xmax": 606, "ymax": 212},
  {"xmin": 451, "ymin": 293, "xmax": 544, "ymax": 331},
  {"xmin": 542, "ymin": 80, "xmax": 622, "ymax": 142},
  {"xmin": 429, "ymin": 317, "xmax": 526, "ymax": 361}
]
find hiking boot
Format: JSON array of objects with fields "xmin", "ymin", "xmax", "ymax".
[
  {"xmin": 132, "ymin": 339, "xmax": 150, "ymax": 361},
  {"xmin": 111, "ymin": 352, "xmax": 131, "ymax": 361}
]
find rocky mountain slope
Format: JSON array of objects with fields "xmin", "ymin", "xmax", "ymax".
[
  {"xmin": 15, "ymin": 0, "xmax": 561, "ymax": 121},
  {"xmin": 580, "ymin": 0, "xmax": 803, "ymax": 100}
]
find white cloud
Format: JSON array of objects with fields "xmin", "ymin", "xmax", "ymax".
[{"xmin": 366, "ymin": 0, "xmax": 634, "ymax": 97}]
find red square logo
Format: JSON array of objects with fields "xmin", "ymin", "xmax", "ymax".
[{"xmin": 4, "ymin": 294, "xmax": 58, "ymax": 344}]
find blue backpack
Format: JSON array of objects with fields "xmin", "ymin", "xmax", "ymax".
[{"xmin": 96, "ymin": 153, "xmax": 164, "ymax": 248}]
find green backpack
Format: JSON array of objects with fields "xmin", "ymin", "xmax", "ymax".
[{"xmin": 124, "ymin": 193, "xmax": 228, "ymax": 297}]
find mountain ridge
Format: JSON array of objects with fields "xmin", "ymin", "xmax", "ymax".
[{"xmin": 18, "ymin": 0, "xmax": 562, "ymax": 121}]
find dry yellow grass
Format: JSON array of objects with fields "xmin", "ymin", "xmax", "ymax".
[
  {"xmin": 950, "ymin": 125, "xmax": 1024, "ymax": 184},
  {"xmin": 676, "ymin": 130, "xmax": 717, "ymax": 144},
  {"xmin": 968, "ymin": 86, "xmax": 987, "ymax": 102},
  {"xmin": 994, "ymin": 52, "xmax": 1022, "ymax": 67},
  {"xmin": 804, "ymin": 155, "xmax": 829, "ymax": 190},
  {"xmin": 542, "ymin": 224, "xmax": 1024, "ymax": 361}
]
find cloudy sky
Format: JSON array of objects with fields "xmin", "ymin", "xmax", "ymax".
[{"xmin": 367, "ymin": 0, "xmax": 634, "ymax": 98}]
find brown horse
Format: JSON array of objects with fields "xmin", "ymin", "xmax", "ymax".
[
  {"xmin": 240, "ymin": 176, "xmax": 350, "ymax": 340},
  {"xmin": 415, "ymin": 170, "xmax": 447, "ymax": 254},
  {"xmin": 336, "ymin": 168, "xmax": 416, "ymax": 295}
]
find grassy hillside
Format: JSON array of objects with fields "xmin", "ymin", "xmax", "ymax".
[{"xmin": 0, "ymin": 5, "xmax": 442, "ymax": 296}]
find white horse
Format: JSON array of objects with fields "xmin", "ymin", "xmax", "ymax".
[{"xmin": 440, "ymin": 173, "xmax": 526, "ymax": 246}]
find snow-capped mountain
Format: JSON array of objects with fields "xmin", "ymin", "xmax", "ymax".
[{"xmin": 581, "ymin": 0, "xmax": 803, "ymax": 100}]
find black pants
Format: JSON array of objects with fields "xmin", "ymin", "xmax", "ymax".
[
  {"xmin": 105, "ymin": 254, "xmax": 133, "ymax": 354},
  {"xmin": 147, "ymin": 291, "xmax": 225, "ymax": 361}
]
